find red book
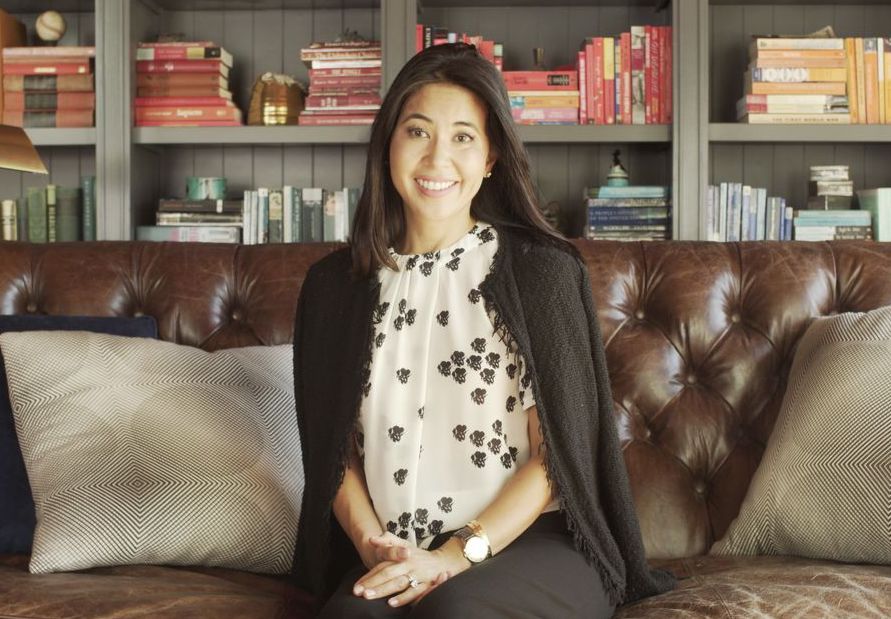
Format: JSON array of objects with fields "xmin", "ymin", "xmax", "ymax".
[
  {"xmin": 603, "ymin": 37, "xmax": 616, "ymax": 125},
  {"xmin": 134, "ymin": 105, "xmax": 241, "ymax": 122},
  {"xmin": 137, "ymin": 73, "xmax": 227, "ymax": 87},
  {"xmin": 3, "ymin": 55, "xmax": 92, "ymax": 64},
  {"xmin": 644, "ymin": 25, "xmax": 653, "ymax": 124},
  {"xmin": 305, "ymin": 93, "xmax": 381, "ymax": 108},
  {"xmin": 511, "ymin": 107, "xmax": 578, "ymax": 122},
  {"xmin": 577, "ymin": 50, "xmax": 587, "ymax": 124},
  {"xmin": 136, "ymin": 60, "xmax": 228, "ymax": 76},
  {"xmin": 502, "ymin": 71, "xmax": 577, "ymax": 91},
  {"xmin": 138, "ymin": 40, "xmax": 215, "ymax": 47},
  {"xmin": 3, "ymin": 74, "xmax": 94, "ymax": 92},
  {"xmin": 415, "ymin": 24, "xmax": 423, "ymax": 53},
  {"xmin": 651, "ymin": 26, "xmax": 661, "ymax": 124},
  {"xmin": 3, "ymin": 109, "xmax": 93, "ymax": 127},
  {"xmin": 584, "ymin": 40, "xmax": 594, "ymax": 123},
  {"xmin": 134, "ymin": 96, "xmax": 232, "ymax": 107},
  {"xmin": 308, "ymin": 67, "xmax": 382, "ymax": 78},
  {"xmin": 3, "ymin": 62, "xmax": 90, "ymax": 75},
  {"xmin": 621, "ymin": 32, "xmax": 632, "ymax": 125},
  {"xmin": 136, "ymin": 45, "xmax": 232, "ymax": 67},
  {"xmin": 297, "ymin": 114, "xmax": 375, "ymax": 126},
  {"xmin": 592, "ymin": 38, "xmax": 604, "ymax": 124},
  {"xmin": 301, "ymin": 108, "xmax": 378, "ymax": 116},
  {"xmin": 663, "ymin": 26, "xmax": 672, "ymax": 124},
  {"xmin": 308, "ymin": 81, "xmax": 380, "ymax": 94},
  {"xmin": 4, "ymin": 91, "xmax": 95, "ymax": 110},
  {"xmin": 137, "ymin": 86, "xmax": 231, "ymax": 98}
]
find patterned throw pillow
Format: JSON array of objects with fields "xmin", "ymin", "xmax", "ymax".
[
  {"xmin": 711, "ymin": 306, "xmax": 891, "ymax": 563},
  {"xmin": 0, "ymin": 330, "xmax": 302, "ymax": 575}
]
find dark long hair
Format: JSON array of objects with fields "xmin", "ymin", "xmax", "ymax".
[{"xmin": 350, "ymin": 42, "xmax": 576, "ymax": 278}]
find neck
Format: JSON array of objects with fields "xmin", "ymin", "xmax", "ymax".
[{"xmin": 399, "ymin": 213, "xmax": 478, "ymax": 255}]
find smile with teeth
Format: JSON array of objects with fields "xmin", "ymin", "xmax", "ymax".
[{"xmin": 416, "ymin": 178, "xmax": 457, "ymax": 191}]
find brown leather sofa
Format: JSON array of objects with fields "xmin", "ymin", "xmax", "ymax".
[{"xmin": 1, "ymin": 239, "xmax": 890, "ymax": 618}]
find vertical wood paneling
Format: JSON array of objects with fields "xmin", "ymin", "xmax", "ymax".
[
  {"xmin": 284, "ymin": 146, "xmax": 314, "ymax": 187},
  {"xmin": 710, "ymin": 6, "xmax": 744, "ymax": 122},
  {"xmin": 223, "ymin": 146, "xmax": 254, "ymax": 193},
  {"xmin": 223, "ymin": 11, "xmax": 255, "ymax": 109},
  {"xmin": 313, "ymin": 145, "xmax": 344, "ymax": 189},
  {"xmin": 254, "ymin": 145, "xmax": 285, "ymax": 188}
]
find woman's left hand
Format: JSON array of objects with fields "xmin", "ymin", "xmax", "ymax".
[{"xmin": 352, "ymin": 538, "xmax": 470, "ymax": 608}]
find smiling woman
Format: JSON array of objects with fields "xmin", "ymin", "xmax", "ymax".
[{"xmin": 292, "ymin": 43, "xmax": 675, "ymax": 618}]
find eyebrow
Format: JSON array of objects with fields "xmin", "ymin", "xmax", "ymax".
[{"xmin": 402, "ymin": 112, "xmax": 480, "ymax": 132}]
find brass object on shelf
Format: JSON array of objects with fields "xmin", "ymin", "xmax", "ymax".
[{"xmin": 247, "ymin": 73, "xmax": 305, "ymax": 126}]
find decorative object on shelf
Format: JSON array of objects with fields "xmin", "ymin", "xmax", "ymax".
[
  {"xmin": 35, "ymin": 11, "xmax": 66, "ymax": 46},
  {"xmin": 247, "ymin": 73, "xmax": 304, "ymax": 126},
  {"xmin": 606, "ymin": 150, "xmax": 629, "ymax": 187},
  {"xmin": 186, "ymin": 177, "xmax": 226, "ymax": 201},
  {"xmin": 532, "ymin": 47, "xmax": 546, "ymax": 70},
  {"xmin": 0, "ymin": 124, "xmax": 47, "ymax": 173},
  {"xmin": 806, "ymin": 165, "xmax": 852, "ymax": 210}
]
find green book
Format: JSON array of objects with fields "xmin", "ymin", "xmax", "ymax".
[
  {"xmin": 56, "ymin": 186, "xmax": 81, "ymax": 242},
  {"xmin": 26, "ymin": 186, "xmax": 47, "ymax": 243},
  {"xmin": 302, "ymin": 187, "xmax": 324, "ymax": 242},
  {"xmin": 268, "ymin": 189, "xmax": 283, "ymax": 243},
  {"xmin": 347, "ymin": 187, "xmax": 360, "ymax": 238},
  {"xmin": 45, "ymin": 184, "xmax": 57, "ymax": 243},
  {"xmin": 81, "ymin": 175, "xmax": 96, "ymax": 241},
  {"xmin": 856, "ymin": 188, "xmax": 891, "ymax": 241}
]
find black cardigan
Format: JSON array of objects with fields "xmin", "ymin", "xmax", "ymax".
[{"xmin": 291, "ymin": 224, "xmax": 675, "ymax": 610}]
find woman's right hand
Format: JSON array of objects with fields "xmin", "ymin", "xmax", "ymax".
[{"xmin": 358, "ymin": 532, "xmax": 412, "ymax": 569}]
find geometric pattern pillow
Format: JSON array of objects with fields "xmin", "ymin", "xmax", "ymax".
[
  {"xmin": 0, "ymin": 330, "xmax": 302, "ymax": 575},
  {"xmin": 0, "ymin": 314, "xmax": 159, "ymax": 555},
  {"xmin": 711, "ymin": 306, "xmax": 891, "ymax": 563}
]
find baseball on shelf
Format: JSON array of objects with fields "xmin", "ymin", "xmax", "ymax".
[{"xmin": 35, "ymin": 10, "xmax": 67, "ymax": 43}]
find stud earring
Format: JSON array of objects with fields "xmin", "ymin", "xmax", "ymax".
[{"xmin": 484, "ymin": 171, "xmax": 492, "ymax": 178}]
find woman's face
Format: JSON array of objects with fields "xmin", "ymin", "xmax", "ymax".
[{"xmin": 388, "ymin": 82, "xmax": 496, "ymax": 228}]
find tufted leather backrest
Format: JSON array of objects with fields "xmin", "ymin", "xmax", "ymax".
[{"xmin": 2, "ymin": 240, "xmax": 891, "ymax": 560}]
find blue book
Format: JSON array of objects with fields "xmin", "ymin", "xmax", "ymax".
[{"xmin": 595, "ymin": 185, "xmax": 670, "ymax": 199}]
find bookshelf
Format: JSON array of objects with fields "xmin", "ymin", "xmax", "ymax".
[
  {"xmin": 10, "ymin": 0, "xmax": 887, "ymax": 243},
  {"xmin": 705, "ymin": 0, "xmax": 891, "ymax": 238}
]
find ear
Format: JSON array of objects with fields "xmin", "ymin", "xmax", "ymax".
[{"xmin": 485, "ymin": 151, "xmax": 498, "ymax": 176}]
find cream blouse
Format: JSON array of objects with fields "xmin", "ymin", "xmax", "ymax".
[{"xmin": 357, "ymin": 221, "xmax": 559, "ymax": 550}]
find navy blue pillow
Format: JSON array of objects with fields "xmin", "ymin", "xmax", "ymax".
[{"xmin": 0, "ymin": 315, "xmax": 159, "ymax": 555}]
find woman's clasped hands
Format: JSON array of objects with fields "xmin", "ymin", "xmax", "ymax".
[{"xmin": 354, "ymin": 531, "xmax": 469, "ymax": 608}]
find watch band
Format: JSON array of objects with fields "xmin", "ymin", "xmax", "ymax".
[{"xmin": 452, "ymin": 520, "xmax": 492, "ymax": 563}]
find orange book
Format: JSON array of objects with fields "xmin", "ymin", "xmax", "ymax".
[
  {"xmin": 751, "ymin": 57, "xmax": 846, "ymax": 69},
  {"xmin": 856, "ymin": 38, "xmax": 866, "ymax": 123},
  {"xmin": 845, "ymin": 38, "xmax": 859, "ymax": 123},
  {"xmin": 745, "ymin": 80, "xmax": 846, "ymax": 95},
  {"xmin": 134, "ymin": 105, "xmax": 240, "ymax": 122},
  {"xmin": 885, "ymin": 38, "xmax": 891, "ymax": 124},
  {"xmin": 137, "ymin": 72, "xmax": 227, "ymax": 87},
  {"xmin": 754, "ymin": 49, "xmax": 847, "ymax": 59},
  {"xmin": 3, "ymin": 62, "xmax": 90, "ymax": 75},
  {"xmin": 864, "ymin": 37, "xmax": 878, "ymax": 124}
]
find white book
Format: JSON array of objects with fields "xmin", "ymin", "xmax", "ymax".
[
  {"xmin": 755, "ymin": 188, "xmax": 767, "ymax": 241},
  {"xmin": 258, "ymin": 187, "xmax": 269, "ymax": 244},
  {"xmin": 250, "ymin": 190, "xmax": 259, "ymax": 245},
  {"xmin": 741, "ymin": 185, "xmax": 752, "ymax": 241},
  {"xmin": 719, "ymin": 182, "xmax": 729, "ymax": 242},
  {"xmin": 751, "ymin": 37, "xmax": 845, "ymax": 51}
]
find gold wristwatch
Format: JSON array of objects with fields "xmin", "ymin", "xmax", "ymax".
[{"xmin": 452, "ymin": 519, "xmax": 492, "ymax": 564}]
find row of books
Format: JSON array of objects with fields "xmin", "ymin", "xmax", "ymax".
[
  {"xmin": 134, "ymin": 40, "xmax": 241, "ymax": 127},
  {"xmin": 136, "ymin": 187, "xmax": 360, "ymax": 244},
  {"xmin": 706, "ymin": 183, "xmax": 794, "ymax": 241},
  {"xmin": 0, "ymin": 177, "xmax": 97, "ymax": 242},
  {"xmin": 583, "ymin": 185, "xmax": 671, "ymax": 241},
  {"xmin": 298, "ymin": 39, "xmax": 381, "ymax": 126},
  {"xmin": 579, "ymin": 26, "xmax": 672, "ymax": 125},
  {"xmin": 414, "ymin": 25, "xmax": 502, "ymax": 69},
  {"xmin": 739, "ymin": 35, "xmax": 891, "ymax": 124},
  {"xmin": 1, "ymin": 46, "xmax": 96, "ymax": 128}
]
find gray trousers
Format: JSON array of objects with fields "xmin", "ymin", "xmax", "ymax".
[{"xmin": 316, "ymin": 511, "xmax": 615, "ymax": 619}]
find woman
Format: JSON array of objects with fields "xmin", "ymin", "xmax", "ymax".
[{"xmin": 291, "ymin": 43, "xmax": 674, "ymax": 617}]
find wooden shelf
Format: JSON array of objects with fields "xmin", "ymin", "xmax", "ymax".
[
  {"xmin": 144, "ymin": 0, "xmax": 378, "ymax": 9},
  {"xmin": 133, "ymin": 125, "xmax": 372, "ymax": 145},
  {"xmin": 518, "ymin": 125, "xmax": 671, "ymax": 143},
  {"xmin": 422, "ymin": 0, "xmax": 663, "ymax": 6},
  {"xmin": 25, "ymin": 128, "xmax": 97, "ymax": 146},
  {"xmin": 710, "ymin": 124, "xmax": 891, "ymax": 143},
  {"xmin": 3, "ymin": 0, "xmax": 93, "ymax": 11}
]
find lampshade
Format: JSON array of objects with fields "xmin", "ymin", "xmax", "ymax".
[{"xmin": 0, "ymin": 124, "xmax": 48, "ymax": 174}]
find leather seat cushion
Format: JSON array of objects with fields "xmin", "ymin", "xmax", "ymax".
[{"xmin": 616, "ymin": 555, "xmax": 891, "ymax": 618}]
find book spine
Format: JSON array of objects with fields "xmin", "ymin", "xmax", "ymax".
[
  {"xmin": 585, "ymin": 40, "xmax": 595, "ymax": 123},
  {"xmin": 308, "ymin": 67, "xmax": 382, "ymax": 78},
  {"xmin": 878, "ymin": 37, "xmax": 885, "ymax": 124},
  {"xmin": 2, "ymin": 45, "xmax": 95, "ymax": 57},
  {"xmin": 502, "ymin": 71, "xmax": 577, "ymax": 90},
  {"xmin": 631, "ymin": 26, "xmax": 646, "ymax": 125},
  {"xmin": 26, "ymin": 187, "xmax": 46, "ymax": 243},
  {"xmin": 577, "ymin": 50, "xmax": 587, "ymax": 123},
  {"xmin": 134, "ymin": 96, "xmax": 231, "ymax": 106},
  {"xmin": 509, "ymin": 94, "xmax": 580, "ymax": 107},
  {"xmin": 885, "ymin": 38, "xmax": 891, "ymax": 124},
  {"xmin": 621, "ymin": 32, "xmax": 632, "ymax": 125},
  {"xmin": 747, "ymin": 82, "xmax": 847, "ymax": 95},
  {"xmin": 753, "ymin": 38, "xmax": 844, "ymax": 50},
  {"xmin": 135, "ymin": 119, "xmax": 241, "ymax": 126},
  {"xmin": 511, "ymin": 107, "xmax": 579, "ymax": 122},
  {"xmin": 55, "ymin": 187, "xmax": 80, "ymax": 242},
  {"xmin": 81, "ymin": 176, "xmax": 95, "ymax": 241},
  {"xmin": 856, "ymin": 37, "xmax": 867, "ymax": 123},
  {"xmin": 137, "ymin": 73, "xmax": 226, "ymax": 86},
  {"xmin": 305, "ymin": 93, "xmax": 382, "ymax": 107},
  {"xmin": 297, "ymin": 115, "xmax": 375, "ymax": 126},
  {"xmin": 136, "ymin": 46, "xmax": 222, "ymax": 61},
  {"xmin": 136, "ymin": 60, "xmax": 225, "ymax": 73},
  {"xmin": 0, "ymin": 199, "xmax": 16, "ymax": 241},
  {"xmin": 308, "ymin": 76, "xmax": 381, "ymax": 90},
  {"xmin": 741, "ymin": 113, "xmax": 851, "ymax": 124},
  {"xmin": 138, "ymin": 40, "xmax": 215, "ymax": 48},
  {"xmin": 845, "ymin": 38, "xmax": 859, "ymax": 124},
  {"xmin": 750, "ymin": 66, "xmax": 848, "ymax": 82},
  {"xmin": 644, "ymin": 25, "xmax": 653, "ymax": 124},
  {"xmin": 751, "ymin": 57, "xmax": 847, "ymax": 69},
  {"xmin": 4, "ymin": 91, "xmax": 95, "ymax": 110},
  {"xmin": 46, "ymin": 184, "xmax": 56, "ymax": 243},
  {"xmin": 755, "ymin": 49, "xmax": 847, "ymax": 59},
  {"xmin": 614, "ymin": 36, "xmax": 622, "ymax": 124},
  {"xmin": 3, "ymin": 74, "xmax": 94, "ymax": 91},
  {"xmin": 2, "ymin": 109, "xmax": 93, "ymax": 127},
  {"xmin": 663, "ymin": 26, "xmax": 672, "ymax": 124},
  {"xmin": 603, "ymin": 36, "xmax": 615, "ymax": 125},
  {"xmin": 864, "ymin": 38, "xmax": 879, "ymax": 124},
  {"xmin": 309, "ymin": 59, "xmax": 382, "ymax": 70},
  {"xmin": 3, "ymin": 62, "xmax": 90, "ymax": 75},
  {"xmin": 136, "ymin": 86, "xmax": 230, "ymax": 98},
  {"xmin": 134, "ymin": 106, "xmax": 240, "ymax": 121},
  {"xmin": 137, "ymin": 226, "xmax": 240, "ymax": 243},
  {"xmin": 268, "ymin": 189, "xmax": 283, "ymax": 244}
]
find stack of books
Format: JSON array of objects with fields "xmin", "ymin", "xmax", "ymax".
[
  {"xmin": 242, "ymin": 186, "xmax": 360, "ymax": 244},
  {"xmin": 298, "ymin": 40, "xmax": 381, "ymax": 126},
  {"xmin": 578, "ymin": 26, "xmax": 672, "ymax": 126},
  {"xmin": 503, "ymin": 71, "xmax": 579, "ymax": 125},
  {"xmin": 857, "ymin": 188, "xmax": 891, "ymax": 241},
  {"xmin": 843, "ymin": 37, "xmax": 891, "ymax": 124},
  {"xmin": 1, "ymin": 177, "xmax": 96, "ymax": 242},
  {"xmin": 1, "ymin": 46, "xmax": 95, "ymax": 127},
  {"xmin": 583, "ymin": 185, "xmax": 671, "ymax": 241},
  {"xmin": 807, "ymin": 165, "xmax": 853, "ymax": 210},
  {"xmin": 739, "ymin": 36, "xmax": 850, "ymax": 124},
  {"xmin": 793, "ymin": 209, "xmax": 871, "ymax": 241},
  {"xmin": 134, "ymin": 40, "xmax": 240, "ymax": 126},
  {"xmin": 414, "ymin": 25, "xmax": 502, "ymax": 69},
  {"xmin": 138, "ymin": 197, "xmax": 244, "ymax": 243},
  {"xmin": 706, "ymin": 182, "xmax": 792, "ymax": 241}
]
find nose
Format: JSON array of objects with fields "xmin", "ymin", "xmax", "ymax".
[{"xmin": 424, "ymin": 133, "xmax": 451, "ymax": 167}]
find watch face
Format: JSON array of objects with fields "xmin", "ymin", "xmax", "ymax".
[{"xmin": 464, "ymin": 536, "xmax": 488, "ymax": 562}]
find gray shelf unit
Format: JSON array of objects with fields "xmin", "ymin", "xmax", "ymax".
[
  {"xmin": 0, "ymin": 1, "xmax": 98, "ymax": 224},
  {"xmin": 704, "ymin": 0, "xmax": 891, "ymax": 237}
]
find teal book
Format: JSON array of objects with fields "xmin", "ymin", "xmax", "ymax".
[
  {"xmin": 81, "ymin": 175, "xmax": 96, "ymax": 241},
  {"xmin": 857, "ymin": 188, "xmax": 891, "ymax": 241},
  {"xmin": 291, "ymin": 185, "xmax": 303, "ymax": 242},
  {"xmin": 25, "ymin": 186, "xmax": 46, "ymax": 243},
  {"xmin": 589, "ymin": 185, "xmax": 670, "ymax": 199}
]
